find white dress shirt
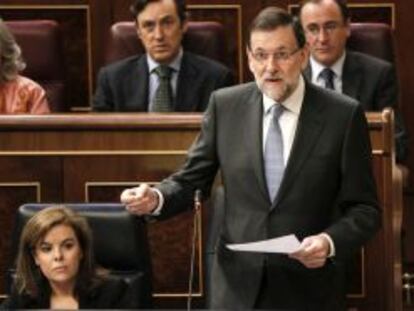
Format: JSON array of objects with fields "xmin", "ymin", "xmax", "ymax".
[
  {"xmin": 262, "ymin": 75, "xmax": 305, "ymax": 164},
  {"xmin": 310, "ymin": 51, "xmax": 346, "ymax": 92}
]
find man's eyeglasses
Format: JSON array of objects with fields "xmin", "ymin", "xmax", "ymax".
[
  {"xmin": 305, "ymin": 22, "xmax": 342, "ymax": 37},
  {"xmin": 250, "ymin": 47, "xmax": 301, "ymax": 64}
]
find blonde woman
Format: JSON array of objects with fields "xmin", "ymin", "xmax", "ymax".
[{"xmin": 0, "ymin": 19, "xmax": 49, "ymax": 114}]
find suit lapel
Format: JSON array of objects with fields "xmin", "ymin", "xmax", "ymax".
[
  {"xmin": 133, "ymin": 56, "xmax": 149, "ymax": 111},
  {"xmin": 273, "ymin": 82, "xmax": 325, "ymax": 206},
  {"xmin": 242, "ymin": 84, "xmax": 269, "ymax": 201},
  {"xmin": 304, "ymin": 53, "xmax": 362, "ymax": 101},
  {"xmin": 175, "ymin": 53, "xmax": 198, "ymax": 111},
  {"xmin": 342, "ymin": 52, "xmax": 362, "ymax": 101}
]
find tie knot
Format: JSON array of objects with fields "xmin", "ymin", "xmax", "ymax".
[
  {"xmin": 154, "ymin": 65, "xmax": 173, "ymax": 79},
  {"xmin": 271, "ymin": 104, "xmax": 284, "ymax": 120},
  {"xmin": 319, "ymin": 68, "xmax": 335, "ymax": 90}
]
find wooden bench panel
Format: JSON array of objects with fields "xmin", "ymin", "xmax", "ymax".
[{"xmin": 0, "ymin": 111, "xmax": 402, "ymax": 310}]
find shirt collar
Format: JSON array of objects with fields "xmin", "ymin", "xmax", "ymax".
[
  {"xmin": 147, "ymin": 47, "xmax": 183, "ymax": 73},
  {"xmin": 263, "ymin": 75, "xmax": 305, "ymax": 116},
  {"xmin": 310, "ymin": 50, "xmax": 346, "ymax": 80}
]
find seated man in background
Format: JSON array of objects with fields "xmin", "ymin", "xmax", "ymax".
[
  {"xmin": 0, "ymin": 19, "xmax": 50, "ymax": 114},
  {"xmin": 93, "ymin": 0, "xmax": 234, "ymax": 112},
  {"xmin": 299, "ymin": 0, "xmax": 408, "ymax": 162}
]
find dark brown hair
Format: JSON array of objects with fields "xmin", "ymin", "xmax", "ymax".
[
  {"xmin": 130, "ymin": 0, "xmax": 187, "ymax": 24},
  {"xmin": 299, "ymin": 0, "xmax": 350, "ymax": 23},
  {"xmin": 247, "ymin": 7, "xmax": 306, "ymax": 50},
  {"xmin": 14, "ymin": 206, "xmax": 101, "ymax": 298},
  {"xmin": 0, "ymin": 19, "xmax": 26, "ymax": 84}
]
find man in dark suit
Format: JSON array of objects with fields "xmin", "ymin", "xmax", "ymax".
[
  {"xmin": 121, "ymin": 7, "xmax": 380, "ymax": 310},
  {"xmin": 299, "ymin": 0, "xmax": 407, "ymax": 161},
  {"xmin": 93, "ymin": 0, "xmax": 233, "ymax": 112}
]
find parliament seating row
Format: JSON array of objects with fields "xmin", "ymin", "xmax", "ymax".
[
  {"xmin": 5, "ymin": 20, "xmax": 227, "ymax": 112},
  {"xmin": 5, "ymin": 19, "xmax": 395, "ymax": 112}
]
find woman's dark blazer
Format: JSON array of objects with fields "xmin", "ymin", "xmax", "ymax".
[{"xmin": 1, "ymin": 277, "xmax": 149, "ymax": 309}]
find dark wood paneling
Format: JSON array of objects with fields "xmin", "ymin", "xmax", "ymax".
[
  {"xmin": 0, "ymin": 185, "xmax": 38, "ymax": 294},
  {"xmin": 188, "ymin": 6, "xmax": 242, "ymax": 82},
  {"xmin": 0, "ymin": 112, "xmax": 403, "ymax": 310},
  {"xmin": 64, "ymin": 155, "xmax": 200, "ymax": 295}
]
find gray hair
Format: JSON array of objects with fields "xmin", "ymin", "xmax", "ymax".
[{"xmin": 0, "ymin": 19, "xmax": 26, "ymax": 84}]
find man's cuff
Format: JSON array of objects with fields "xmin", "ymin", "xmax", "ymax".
[
  {"xmin": 151, "ymin": 188, "xmax": 164, "ymax": 216},
  {"xmin": 320, "ymin": 233, "xmax": 335, "ymax": 257}
]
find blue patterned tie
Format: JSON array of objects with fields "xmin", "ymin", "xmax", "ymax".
[
  {"xmin": 152, "ymin": 65, "xmax": 173, "ymax": 112},
  {"xmin": 264, "ymin": 104, "xmax": 285, "ymax": 201},
  {"xmin": 319, "ymin": 68, "xmax": 335, "ymax": 90}
]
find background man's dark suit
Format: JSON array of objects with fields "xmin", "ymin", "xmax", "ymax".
[
  {"xmin": 155, "ymin": 80, "xmax": 380, "ymax": 309},
  {"xmin": 92, "ymin": 51, "xmax": 234, "ymax": 112},
  {"xmin": 304, "ymin": 50, "xmax": 407, "ymax": 161}
]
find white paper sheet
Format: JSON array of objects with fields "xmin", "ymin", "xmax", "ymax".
[{"xmin": 226, "ymin": 234, "xmax": 301, "ymax": 254}]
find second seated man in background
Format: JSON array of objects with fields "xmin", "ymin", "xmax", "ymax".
[
  {"xmin": 93, "ymin": 0, "xmax": 234, "ymax": 112},
  {"xmin": 299, "ymin": 0, "xmax": 408, "ymax": 162}
]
